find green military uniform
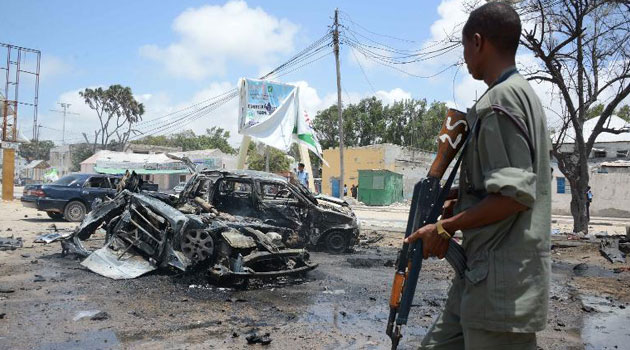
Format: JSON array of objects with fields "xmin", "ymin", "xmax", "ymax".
[{"xmin": 421, "ymin": 67, "xmax": 551, "ymax": 350}]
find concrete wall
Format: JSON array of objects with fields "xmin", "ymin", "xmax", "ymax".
[
  {"xmin": 383, "ymin": 146, "xmax": 436, "ymax": 199},
  {"xmin": 551, "ymin": 168, "xmax": 630, "ymax": 218},
  {"xmin": 322, "ymin": 145, "xmax": 387, "ymax": 196},
  {"xmin": 322, "ymin": 144, "xmax": 437, "ymax": 198},
  {"xmin": 559, "ymin": 141, "xmax": 630, "ymax": 159}
]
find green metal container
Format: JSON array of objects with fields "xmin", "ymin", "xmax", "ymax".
[{"xmin": 357, "ymin": 169, "xmax": 403, "ymax": 206}]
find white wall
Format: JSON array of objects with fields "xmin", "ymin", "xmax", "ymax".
[{"xmin": 552, "ymin": 169, "xmax": 630, "ymax": 218}]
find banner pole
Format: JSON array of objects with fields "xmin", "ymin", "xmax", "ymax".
[{"xmin": 236, "ymin": 135, "xmax": 251, "ymax": 170}]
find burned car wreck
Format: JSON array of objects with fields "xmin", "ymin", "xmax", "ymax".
[
  {"xmin": 197, "ymin": 169, "xmax": 360, "ymax": 253},
  {"xmin": 58, "ymin": 171, "xmax": 318, "ymax": 283}
]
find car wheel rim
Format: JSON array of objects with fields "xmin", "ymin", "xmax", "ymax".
[
  {"xmin": 69, "ymin": 205, "xmax": 82, "ymax": 220},
  {"xmin": 181, "ymin": 230, "xmax": 214, "ymax": 264},
  {"xmin": 328, "ymin": 234, "xmax": 345, "ymax": 251}
]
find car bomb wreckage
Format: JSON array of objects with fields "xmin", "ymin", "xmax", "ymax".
[{"xmin": 56, "ymin": 166, "xmax": 324, "ymax": 283}]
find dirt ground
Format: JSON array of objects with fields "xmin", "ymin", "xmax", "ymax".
[{"xmin": 1, "ymin": 200, "xmax": 630, "ymax": 350}]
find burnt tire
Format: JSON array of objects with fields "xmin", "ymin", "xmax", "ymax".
[
  {"xmin": 64, "ymin": 201, "xmax": 86, "ymax": 222},
  {"xmin": 325, "ymin": 231, "xmax": 348, "ymax": 254},
  {"xmin": 46, "ymin": 212, "xmax": 64, "ymax": 220}
]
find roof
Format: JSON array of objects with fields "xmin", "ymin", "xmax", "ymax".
[
  {"xmin": 25, "ymin": 160, "xmax": 49, "ymax": 169},
  {"xmin": 93, "ymin": 167, "xmax": 189, "ymax": 175},
  {"xmin": 600, "ymin": 160, "xmax": 630, "ymax": 167},
  {"xmin": 560, "ymin": 115, "xmax": 630, "ymax": 143},
  {"xmin": 83, "ymin": 149, "xmax": 232, "ymax": 175},
  {"xmin": 81, "ymin": 150, "xmax": 179, "ymax": 165},
  {"xmin": 207, "ymin": 169, "xmax": 287, "ymax": 181}
]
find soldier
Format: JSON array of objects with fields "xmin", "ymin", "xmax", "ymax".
[{"xmin": 405, "ymin": 2, "xmax": 551, "ymax": 349}]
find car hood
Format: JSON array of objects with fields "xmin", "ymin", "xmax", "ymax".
[
  {"xmin": 314, "ymin": 195, "xmax": 354, "ymax": 218},
  {"xmin": 315, "ymin": 194, "xmax": 348, "ymax": 206}
]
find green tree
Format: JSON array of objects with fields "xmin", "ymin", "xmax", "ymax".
[
  {"xmin": 586, "ymin": 103, "xmax": 604, "ymax": 120},
  {"xmin": 80, "ymin": 85, "xmax": 145, "ymax": 151},
  {"xmin": 313, "ymin": 97, "xmax": 445, "ymax": 152},
  {"xmin": 18, "ymin": 140, "xmax": 55, "ymax": 162},
  {"xmin": 517, "ymin": 0, "xmax": 630, "ymax": 233},
  {"xmin": 247, "ymin": 143, "xmax": 290, "ymax": 172},
  {"xmin": 617, "ymin": 105, "xmax": 630, "ymax": 122},
  {"xmin": 133, "ymin": 127, "xmax": 236, "ymax": 154},
  {"xmin": 71, "ymin": 147, "xmax": 94, "ymax": 172}
]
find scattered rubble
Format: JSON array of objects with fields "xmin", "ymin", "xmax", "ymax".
[
  {"xmin": 246, "ymin": 332, "xmax": 272, "ymax": 345},
  {"xmin": 0, "ymin": 236, "xmax": 23, "ymax": 251},
  {"xmin": 358, "ymin": 230, "xmax": 385, "ymax": 246},
  {"xmin": 600, "ymin": 237, "xmax": 627, "ymax": 263}
]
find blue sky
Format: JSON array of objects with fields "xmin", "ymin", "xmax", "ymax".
[{"xmin": 3, "ymin": 0, "xmax": 488, "ymax": 145}]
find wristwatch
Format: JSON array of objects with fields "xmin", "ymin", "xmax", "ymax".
[{"xmin": 436, "ymin": 220, "xmax": 452, "ymax": 240}]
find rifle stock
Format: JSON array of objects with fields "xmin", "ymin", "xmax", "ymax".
[{"xmin": 386, "ymin": 108, "xmax": 469, "ymax": 349}]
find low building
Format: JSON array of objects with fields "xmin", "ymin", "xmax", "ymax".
[
  {"xmin": 80, "ymin": 149, "xmax": 238, "ymax": 191},
  {"xmin": 322, "ymin": 143, "xmax": 437, "ymax": 199},
  {"xmin": 552, "ymin": 115, "xmax": 630, "ymax": 217},
  {"xmin": 48, "ymin": 143, "xmax": 93, "ymax": 178},
  {"xmin": 557, "ymin": 115, "xmax": 630, "ymax": 159},
  {"xmin": 123, "ymin": 143, "xmax": 182, "ymax": 154},
  {"xmin": 22, "ymin": 160, "xmax": 50, "ymax": 182}
]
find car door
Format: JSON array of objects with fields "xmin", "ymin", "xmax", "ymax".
[
  {"xmin": 256, "ymin": 181, "xmax": 306, "ymax": 230},
  {"xmin": 81, "ymin": 176, "xmax": 114, "ymax": 209}
]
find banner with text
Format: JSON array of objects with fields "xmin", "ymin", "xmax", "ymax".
[{"xmin": 238, "ymin": 78, "xmax": 325, "ymax": 161}]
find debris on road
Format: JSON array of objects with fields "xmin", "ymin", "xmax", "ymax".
[
  {"xmin": 600, "ymin": 237, "xmax": 626, "ymax": 263},
  {"xmin": 34, "ymin": 230, "xmax": 73, "ymax": 244},
  {"xmin": 358, "ymin": 230, "xmax": 384, "ymax": 246},
  {"xmin": 55, "ymin": 170, "xmax": 318, "ymax": 285},
  {"xmin": 90, "ymin": 311, "xmax": 110, "ymax": 321},
  {"xmin": 0, "ymin": 236, "xmax": 23, "ymax": 251},
  {"xmin": 33, "ymin": 275, "xmax": 46, "ymax": 282},
  {"xmin": 73, "ymin": 310, "xmax": 103, "ymax": 321},
  {"xmin": 246, "ymin": 332, "xmax": 272, "ymax": 345}
]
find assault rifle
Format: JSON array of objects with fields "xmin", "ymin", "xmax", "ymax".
[{"xmin": 386, "ymin": 109, "xmax": 471, "ymax": 350}]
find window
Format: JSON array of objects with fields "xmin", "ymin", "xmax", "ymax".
[
  {"xmin": 617, "ymin": 150, "xmax": 629, "ymax": 158},
  {"xmin": 86, "ymin": 177, "xmax": 111, "ymax": 189},
  {"xmin": 217, "ymin": 180, "xmax": 252, "ymax": 196},
  {"xmin": 179, "ymin": 175, "xmax": 187, "ymax": 182},
  {"xmin": 372, "ymin": 175, "xmax": 385, "ymax": 190},
  {"xmin": 53, "ymin": 175, "xmax": 82, "ymax": 186},
  {"xmin": 556, "ymin": 177, "xmax": 566, "ymax": 194},
  {"xmin": 593, "ymin": 149, "xmax": 607, "ymax": 158},
  {"xmin": 109, "ymin": 177, "xmax": 120, "ymax": 189},
  {"xmin": 260, "ymin": 182, "xmax": 294, "ymax": 201}
]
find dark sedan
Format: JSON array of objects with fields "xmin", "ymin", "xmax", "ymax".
[{"xmin": 21, "ymin": 174, "xmax": 120, "ymax": 221}]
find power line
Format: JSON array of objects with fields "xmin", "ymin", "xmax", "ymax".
[{"xmin": 349, "ymin": 46, "xmax": 377, "ymax": 95}]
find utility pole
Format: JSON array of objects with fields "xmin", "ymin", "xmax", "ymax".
[
  {"xmin": 50, "ymin": 102, "xmax": 79, "ymax": 144},
  {"xmin": 333, "ymin": 8, "xmax": 344, "ymax": 198}
]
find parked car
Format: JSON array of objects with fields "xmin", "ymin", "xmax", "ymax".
[
  {"xmin": 181, "ymin": 170, "xmax": 360, "ymax": 253},
  {"xmin": 171, "ymin": 182, "xmax": 186, "ymax": 194},
  {"xmin": 21, "ymin": 174, "xmax": 121, "ymax": 222}
]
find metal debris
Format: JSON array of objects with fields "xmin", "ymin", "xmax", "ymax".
[
  {"xmin": 58, "ymin": 171, "xmax": 318, "ymax": 284},
  {"xmin": 34, "ymin": 230, "xmax": 73, "ymax": 244},
  {"xmin": 600, "ymin": 237, "xmax": 626, "ymax": 264},
  {"xmin": 0, "ymin": 236, "xmax": 23, "ymax": 251}
]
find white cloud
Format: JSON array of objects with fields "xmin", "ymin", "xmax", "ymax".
[
  {"xmin": 139, "ymin": 1, "xmax": 299, "ymax": 80},
  {"xmin": 374, "ymin": 88, "xmax": 412, "ymax": 105},
  {"xmin": 429, "ymin": 0, "xmax": 470, "ymax": 44},
  {"xmin": 40, "ymin": 54, "xmax": 72, "ymax": 79}
]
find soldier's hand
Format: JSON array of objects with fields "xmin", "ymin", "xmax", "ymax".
[{"xmin": 404, "ymin": 224, "xmax": 449, "ymax": 259}]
